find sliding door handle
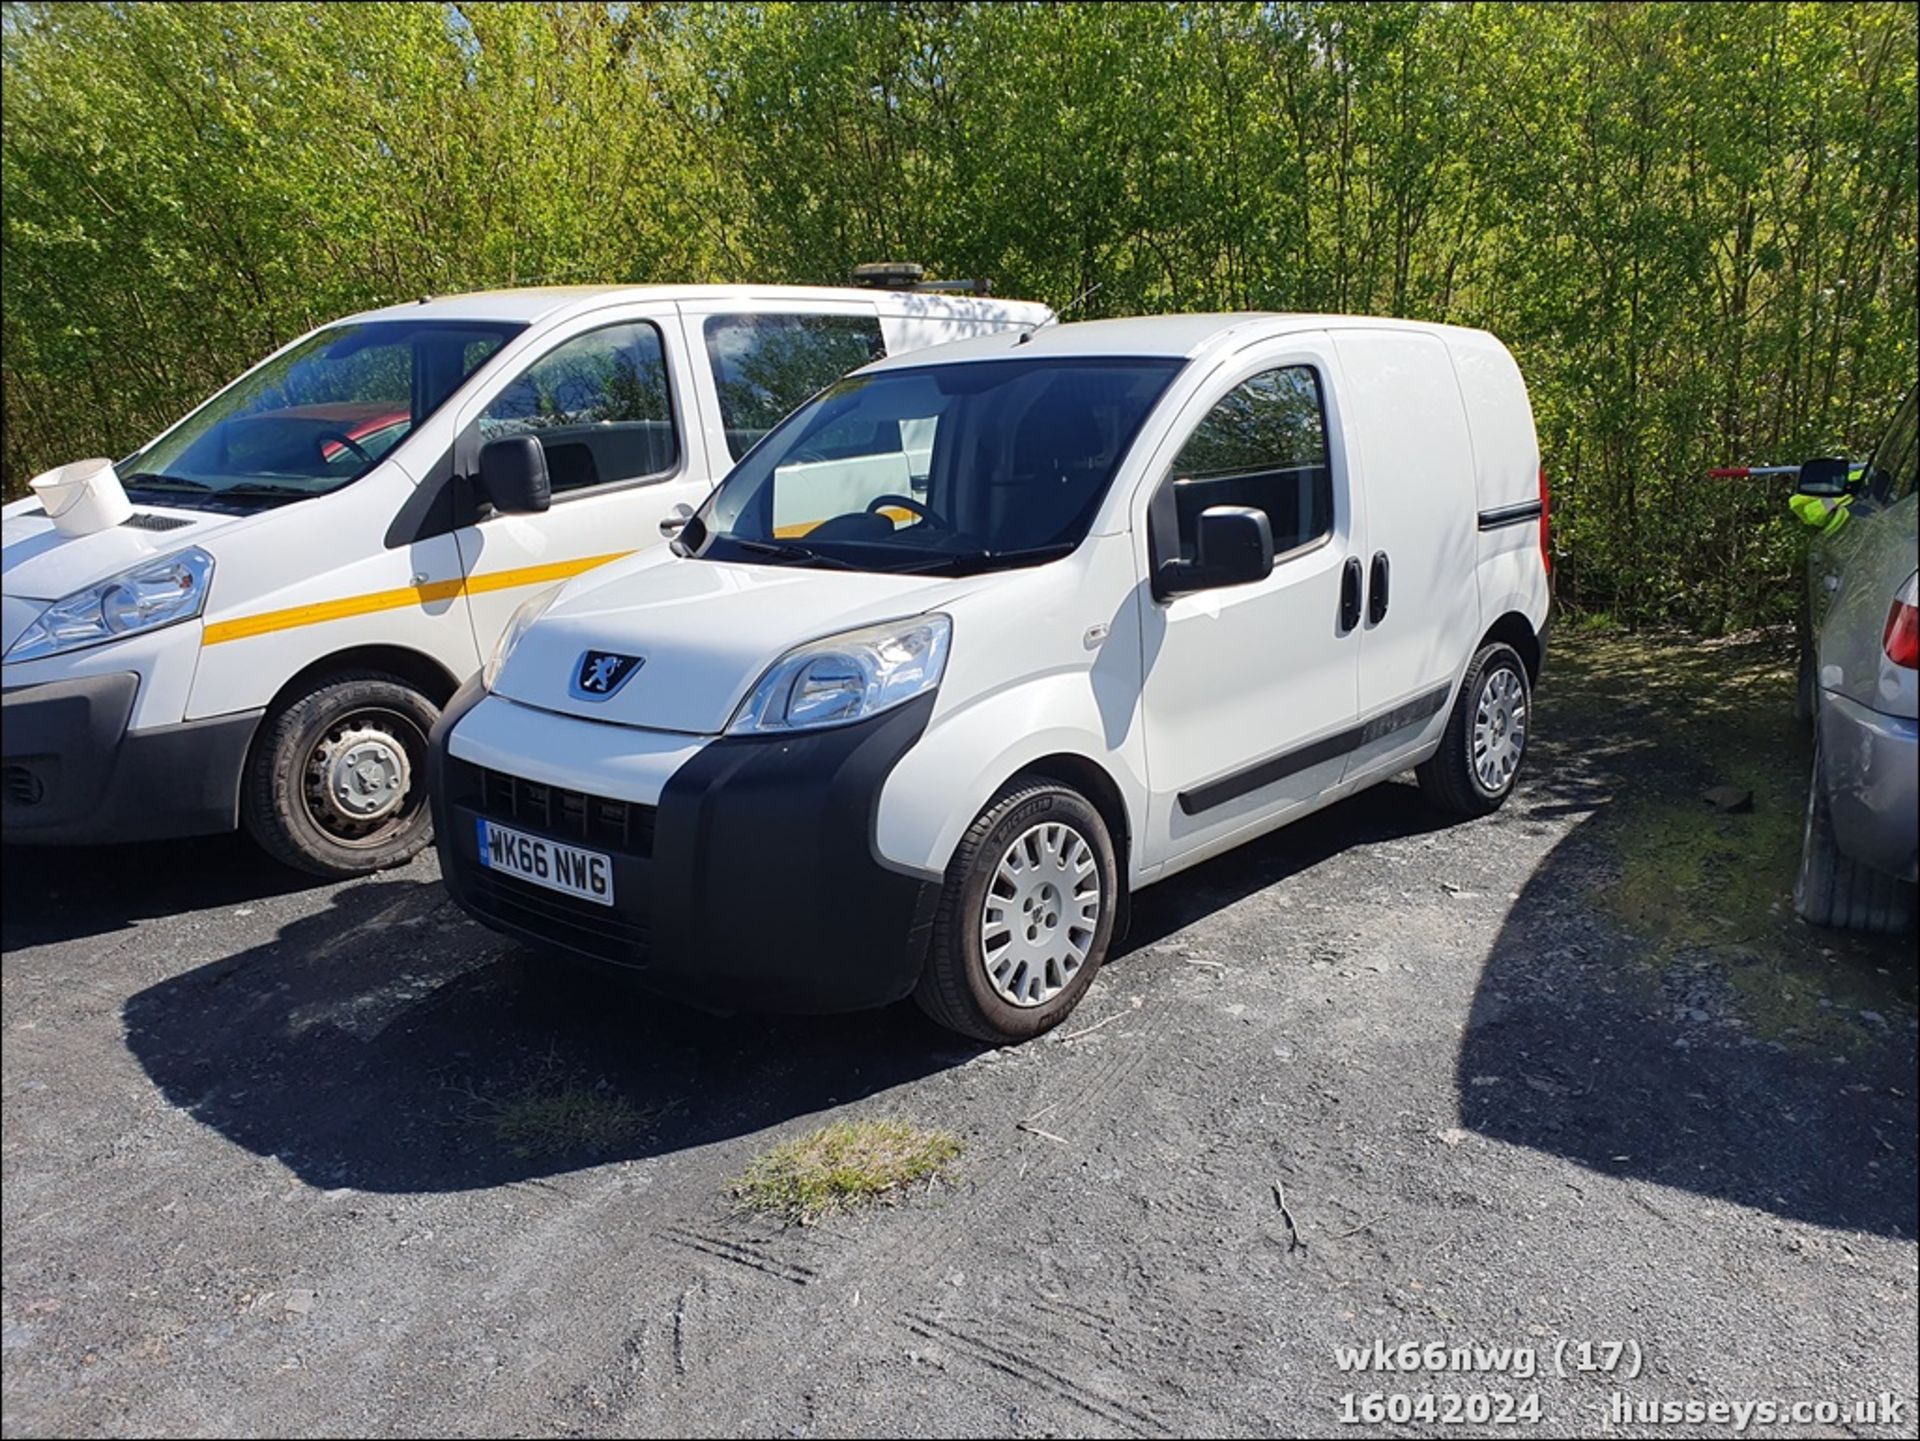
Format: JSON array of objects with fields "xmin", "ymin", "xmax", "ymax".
[
  {"xmin": 1340, "ymin": 556, "xmax": 1363, "ymax": 632},
  {"xmin": 1368, "ymin": 550, "xmax": 1390, "ymax": 624}
]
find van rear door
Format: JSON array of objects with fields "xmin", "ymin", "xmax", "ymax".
[{"xmin": 1332, "ymin": 328, "xmax": 1482, "ymax": 780}]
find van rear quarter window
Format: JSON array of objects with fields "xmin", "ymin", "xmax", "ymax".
[{"xmin": 705, "ymin": 313, "xmax": 888, "ymax": 461}]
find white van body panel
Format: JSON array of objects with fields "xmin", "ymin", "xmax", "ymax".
[
  {"xmin": 1333, "ymin": 327, "xmax": 1483, "ymax": 778},
  {"xmin": 872, "ymin": 537, "xmax": 1151, "ymax": 880}
]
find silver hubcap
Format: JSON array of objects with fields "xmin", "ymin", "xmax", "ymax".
[
  {"xmin": 315, "ymin": 725, "xmax": 412, "ymax": 824},
  {"xmin": 1472, "ymin": 666, "xmax": 1527, "ymax": 793},
  {"xmin": 981, "ymin": 822, "xmax": 1101, "ymax": 1008}
]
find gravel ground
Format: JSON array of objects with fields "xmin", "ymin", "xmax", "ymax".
[{"xmin": 3, "ymin": 631, "xmax": 1915, "ymax": 1438}]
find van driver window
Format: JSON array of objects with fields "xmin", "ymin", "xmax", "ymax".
[
  {"xmin": 478, "ymin": 321, "xmax": 679, "ymax": 495},
  {"xmin": 1166, "ymin": 366, "xmax": 1332, "ymax": 559}
]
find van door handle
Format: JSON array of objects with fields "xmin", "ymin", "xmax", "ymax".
[
  {"xmin": 1340, "ymin": 556, "xmax": 1363, "ymax": 632},
  {"xmin": 1368, "ymin": 551, "xmax": 1390, "ymax": 624}
]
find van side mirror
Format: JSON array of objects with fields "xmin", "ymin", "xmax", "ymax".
[
  {"xmin": 478, "ymin": 436, "xmax": 551, "ymax": 514},
  {"xmin": 1796, "ymin": 456, "xmax": 1853, "ymax": 498},
  {"xmin": 659, "ymin": 502, "xmax": 694, "ymax": 539},
  {"xmin": 1155, "ymin": 505, "xmax": 1274, "ymax": 600}
]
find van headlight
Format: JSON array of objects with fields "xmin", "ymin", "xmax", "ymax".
[
  {"xmin": 482, "ymin": 586, "xmax": 561, "ymax": 690},
  {"xmin": 729, "ymin": 615, "xmax": 951, "ymax": 733},
  {"xmin": 5, "ymin": 547, "xmax": 215, "ymax": 663}
]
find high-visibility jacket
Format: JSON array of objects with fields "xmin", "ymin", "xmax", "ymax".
[{"xmin": 1789, "ymin": 491, "xmax": 1853, "ymax": 535}]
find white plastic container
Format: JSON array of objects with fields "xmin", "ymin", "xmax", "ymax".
[{"xmin": 29, "ymin": 458, "xmax": 133, "ymax": 538}]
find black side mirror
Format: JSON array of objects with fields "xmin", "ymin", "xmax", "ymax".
[
  {"xmin": 1155, "ymin": 505, "xmax": 1275, "ymax": 600},
  {"xmin": 1796, "ymin": 456, "xmax": 1853, "ymax": 498},
  {"xmin": 659, "ymin": 502, "xmax": 694, "ymax": 539},
  {"xmin": 478, "ymin": 436, "xmax": 551, "ymax": 514}
]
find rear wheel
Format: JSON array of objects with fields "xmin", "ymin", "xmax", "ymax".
[
  {"xmin": 1417, "ymin": 642, "xmax": 1531, "ymax": 818},
  {"xmin": 243, "ymin": 670, "xmax": 439, "ymax": 878},
  {"xmin": 913, "ymin": 779, "xmax": 1118, "ymax": 1044},
  {"xmin": 1793, "ymin": 740, "xmax": 1913, "ymax": 933}
]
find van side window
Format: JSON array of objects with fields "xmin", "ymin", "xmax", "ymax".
[
  {"xmin": 478, "ymin": 321, "xmax": 678, "ymax": 496},
  {"xmin": 1166, "ymin": 366, "xmax": 1331, "ymax": 558},
  {"xmin": 705, "ymin": 313, "xmax": 887, "ymax": 461}
]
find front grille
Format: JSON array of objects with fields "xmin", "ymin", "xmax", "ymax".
[
  {"xmin": 3, "ymin": 763, "xmax": 45, "ymax": 807},
  {"xmin": 464, "ymin": 868, "xmax": 652, "ymax": 969},
  {"xmin": 474, "ymin": 766, "xmax": 655, "ymax": 857}
]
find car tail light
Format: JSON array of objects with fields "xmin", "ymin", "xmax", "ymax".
[
  {"xmin": 1885, "ymin": 589, "xmax": 1919, "ymax": 670},
  {"xmin": 1538, "ymin": 465, "xmax": 1552, "ymax": 576}
]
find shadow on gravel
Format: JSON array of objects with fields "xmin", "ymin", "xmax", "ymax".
[
  {"xmin": 1457, "ymin": 809, "xmax": 1918, "ymax": 1238},
  {"xmin": 1119, "ymin": 779, "xmax": 1457, "ymax": 950},
  {"xmin": 121, "ymin": 876, "xmax": 976, "ymax": 1193},
  {"xmin": 116, "ymin": 781, "xmax": 1456, "ymax": 1196},
  {"xmin": 1458, "ymin": 630, "xmax": 1918, "ymax": 1240},
  {"xmin": 1, "ymin": 834, "xmax": 322, "ymax": 948}
]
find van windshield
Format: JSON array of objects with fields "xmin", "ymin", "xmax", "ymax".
[
  {"xmin": 120, "ymin": 319, "xmax": 523, "ymax": 511},
  {"xmin": 686, "ymin": 356, "xmax": 1183, "ymax": 574}
]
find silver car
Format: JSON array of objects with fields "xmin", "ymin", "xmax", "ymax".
[{"xmin": 1794, "ymin": 385, "xmax": 1917, "ymax": 932}]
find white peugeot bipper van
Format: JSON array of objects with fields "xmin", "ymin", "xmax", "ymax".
[
  {"xmin": 1, "ymin": 284, "xmax": 1048, "ymax": 875},
  {"xmin": 431, "ymin": 314, "xmax": 1551, "ymax": 1042}
]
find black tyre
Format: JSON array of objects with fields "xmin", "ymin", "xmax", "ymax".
[
  {"xmin": 243, "ymin": 670, "xmax": 439, "ymax": 878},
  {"xmin": 913, "ymin": 779, "xmax": 1119, "ymax": 1044},
  {"xmin": 1417, "ymin": 642, "xmax": 1531, "ymax": 818},
  {"xmin": 1793, "ymin": 740, "xmax": 1913, "ymax": 933}
]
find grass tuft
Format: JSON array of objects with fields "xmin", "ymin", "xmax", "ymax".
[
  {"xmin": 491, "ymin": 1084, "xmax": 649, "ymax": 1157},
  {"xmin": 731, "ymin": 1119, "xmax": 961, "ymax": 1224}
]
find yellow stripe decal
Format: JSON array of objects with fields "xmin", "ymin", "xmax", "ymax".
[{"xmin": 200, "ymin": 552, "xmax": 631, "ymax": 646}]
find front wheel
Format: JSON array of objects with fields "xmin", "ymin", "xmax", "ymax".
[
  {"xmin": 1417, "ymin": 642, "xmax": 1532, "ymax": 818},
  {"xmin": 243, "ymin": 670, "xmax": 439, "ymax": 878},
  {"xmin": 913, "ymin": 779, "xmax": 1119, "ymax": 1044}
]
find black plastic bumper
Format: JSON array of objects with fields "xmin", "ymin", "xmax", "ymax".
[
  {"xmin": 2, "ymin": 673, "xmax": 261, "ymax": 844},
  {"xmin": 431, "ymin": 677, "xmax": 941, "ymax": 1013}
]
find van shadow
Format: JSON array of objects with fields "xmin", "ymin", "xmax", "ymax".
[
  {"xmin": 1455, "ymin": 806, "xmax": 1918, "ymax": 1239},
  {"xmin": 1, "ymin": 835, "xmax": 325, "ymax": 949},
  {"xmin": 120, "ymin": 877, "xmax": 980, "ymax": 1194},
  {"xmin": 118, "ymin": 784, "xmax": 1458, "ymax": 1197}
]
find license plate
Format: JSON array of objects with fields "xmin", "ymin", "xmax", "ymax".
[{"xmin": 475, "ymin": 817, "xmax": 614, "ymax": 906}]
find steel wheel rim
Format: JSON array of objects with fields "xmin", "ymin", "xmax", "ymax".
[
  {"xmin": 980, "ymin": 821, "xmax": 1101, "ymax": 1008},
  {"xmin": 300, "ymin": 705, "xmax": 427, "ymax": 848},
  {"xmin": 1471, "ymin": 665, "xmax": 1527, "ymax": 794}
]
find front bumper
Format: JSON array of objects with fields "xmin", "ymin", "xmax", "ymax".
[
  {"xmin": 1818, "ymin": 689, "xmax": 1918, "ymax": 882},
  {"xmin": 431, "ymin": 676, "xmax": 941, "ymax": 1013},
  {"xmin": 2, "ymin": 672, "xmax": 261, "ymax": 844}
]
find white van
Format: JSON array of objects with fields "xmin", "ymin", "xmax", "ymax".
[
  {"xmin": 432, "ymin": 313, "xmax": 1552, "ymax": 1042},
  {"xmin": 0, "ymin": 284, "xmax": 1049, "ymax": 874}
]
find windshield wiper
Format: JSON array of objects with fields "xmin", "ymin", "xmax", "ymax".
[
  {"xmin": 888, "ymin": 541, "xmax": 1079, "ymax": 576},
  {"xmin": 730, "ymin": 538, "xmax": 856, "ymax": 570},
  {"xmin": 216, "ymin": 484, "xmax": 315, "ymax": 502},
  {"xmin": 120, "ymin": 473, "xmax": 213, "ymax": 492}
]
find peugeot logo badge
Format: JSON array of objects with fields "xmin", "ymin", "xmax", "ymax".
[{"xmin": 572, "ymin": 650, "xmax": 644, "ymax": 701}]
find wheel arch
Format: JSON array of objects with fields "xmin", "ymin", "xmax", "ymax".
[
  {"xmin": 263, "ymin": 644, "xmax": 463, "ymax": 718},
  {"xmin": 1007, "ymin": 751, "xmax": 1135, "ymax": 941},
  {"xmin": 1479, "ymin": 609, "xmax": 1542, "ymax": 683}
]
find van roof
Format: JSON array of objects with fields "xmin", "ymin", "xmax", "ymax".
[
  {"xmin": 339, "ymin": 285, "xmax": 1051, "ymax": 328},
  {"xmin": 861, "ymin": 311, "xmax": 1500, "ymax": 368}
]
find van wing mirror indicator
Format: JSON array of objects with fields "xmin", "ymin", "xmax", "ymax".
[
  {"xmin": 1155, "ymin": 505, "xmax": 1274, "ymax": 600},
  {"xmin": 478, "ymin": 436, "xmax": 552, "ymax": 515},
  {"xmin": 1795, "ymin": 456, "xmax": 1853, "ymax": 498}
]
